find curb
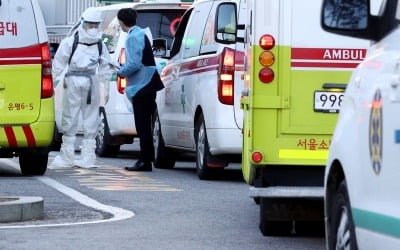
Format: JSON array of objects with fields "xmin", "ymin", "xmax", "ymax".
[{"xmin": 0, "ymin": 197, "xmax": 44, "ymax": 223}]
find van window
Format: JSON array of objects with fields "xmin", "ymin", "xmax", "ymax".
[
  {"xmin": 200, "ymin": 4, "xmax": 218, "ymax": 55},
  {"xmin": 182, "ymin": 2, "xmax": 214, "ymax": 58},
  {"xmin": 0, "ymin": 0, "xmax": 38, "ymax": 48},
  {"xmin": 103, "ymin": 18, "xmax": 121, "ymax": 53},
  {"xmin": 102, "ymin": 9, "xmax": 185, "ymax": 53},
  {"xmin": 170, "ymin": 8, "xmax": 193, "ymax": 58},
  {"xmin": 136, "ymin": 10, "xmax": 186, "ymax": 50}
]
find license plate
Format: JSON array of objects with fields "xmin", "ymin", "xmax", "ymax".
[{"xmin": 314, "ymin": 91, "xmax": 344, "ymax": 113}]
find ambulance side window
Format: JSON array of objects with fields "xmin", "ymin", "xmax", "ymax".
[
  {"xmin": 395, "ymin": 1, "xmax": 400, "ymax": 20},
  {"xmin": 170, "ymin": 8, "xmax": 193, "ymax": 58},
  {"xmin": 182, "ymin": 2, "xmax": 213, "ymax": 59},
  {"xmin": 200, "ymin": 4, "xmax": 218, "ymax": 55}
]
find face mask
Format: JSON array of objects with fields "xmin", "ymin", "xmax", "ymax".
[{"xmin": 87, "ymin": 28, "xmax": 99, "ymax": 37}]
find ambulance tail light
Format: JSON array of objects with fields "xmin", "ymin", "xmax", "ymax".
[
  {"xmin": 259, "ymin": 35, "xmax": 275, "ymax": 50},
  {"xmin": 218, "ymin": 47, "xmax": 235, "ymax": 105},
  {"xmin": 117, "ymin": 48, "xmax": 126, "ymax": 94},
  {"xmin": 252, "ymin": 151, "xmax": 263, "ymax": 163},
  {"xmin": 41, "ymin": 42, "xmax": 54, "ymax": 98},
  {"xmin": 259, "ymin": 68, "xmax": 275, "ymax": 83},
  {"xmin": 258, "ymin": 34, "xmax": 275, "ymax": 84}
]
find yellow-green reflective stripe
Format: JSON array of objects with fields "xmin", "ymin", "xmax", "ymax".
[{"xmin": 279, "ymin": 149, "xmax": 329, "ymax": 160}]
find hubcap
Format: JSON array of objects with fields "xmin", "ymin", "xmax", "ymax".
[
  {"xmin": 336, "ymin": 207, "xmax": 351, "ymax": 250},
  {"xmin": 96, "ymin": 115, "xmax": 105, "ymax": 150},
  {"xmin": 196, "ymin": 122, "xmax": 205, "ymax": 170},
  {"xmin": 153, "ymin": 116, "xmax": 160, "ymax": 159}
]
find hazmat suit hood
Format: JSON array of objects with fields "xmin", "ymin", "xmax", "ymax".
[
  {"xmin": 77, "ymin": 8, "xmax": 103, "ymax": 43},
  {"xmin": 77, "ymin": 22, "xmax": 102, "ymax": 43}
]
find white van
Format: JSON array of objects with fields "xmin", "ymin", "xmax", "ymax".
[
  {"xmin": 321, "ymin": 0, "xmax": 400, "ymax": 249},
  {"xmin": 0, "ymin": 0, "xmax": 55, "ymax": 175},
  {"xmin": 153, "ymin": 0, "xmax": 245, "ymax": 179},
  {"xmin": 53, "ymin": 1, "xmax": 192, "ymax": 156}
]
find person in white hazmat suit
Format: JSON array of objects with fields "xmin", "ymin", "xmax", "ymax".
[{"xmin": 49, "ymin": 9, "xmax": 113, "ymax": 169}]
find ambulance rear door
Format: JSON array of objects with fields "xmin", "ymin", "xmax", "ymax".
[
  {"xmin": 279, "ymin": 0, "xmax": 367, "ymax": 154},
  {"xmin": 0, "ymin": 0, "xmax": 43, "ymax": 125}
]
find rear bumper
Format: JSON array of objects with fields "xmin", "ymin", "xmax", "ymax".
[
  {"xmin": 249, "ymin": 186, "xmax": 324, "ymax": 198},
  {"xmin": 207, "ymin": 128, "xmax": 242, "ymax": 155},
  {"xmin": 107, "ymin": 113, "xmax": 136, "ymax": 136}
]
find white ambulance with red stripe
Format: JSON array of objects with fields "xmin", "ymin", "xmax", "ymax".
[
  {"xmin": 0, "ymin": 0, "xmax": 54, "ymax": 175},
  {"xmin": 153, "ymin": 0, "xmax": 245, "ymax": 179},
  {"xmin": 215, "ymin": 0, "xmax": 370, "ymax": 236}
]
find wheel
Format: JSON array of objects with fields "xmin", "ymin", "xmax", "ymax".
[
  {"xmin": 50, "ymin": 124, "xmax": 62, "ymax": 151},
  {"xmin": 95, "ymin": 111, "xmax": 120, "ymax": 157},
  {"xmin": 195, "ymin": 114, "xmax": 223, "ymax": 180},
  {"xmin": 329, "ymin": 180, "xmax": 358, "ymax": 249},
  {"xmin": 19, "ymin": 149, "xmax": 48, "ymax": 176},
  {"xmin": 259, "ymin": 198, "xmax": 294, "ymax": 236},
  {"xmin": 152, "ymin": 111, "xmax": 175, "ymax": 169},
  {"xmin": 295, "ymin": 221, "xmax": 325, "ymax": 237}
]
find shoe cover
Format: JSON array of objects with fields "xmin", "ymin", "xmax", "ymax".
[
  {"xmin": 49, "ymin": 135, "xmax": 75, "ymax": 169},
  {"xmin": 48, "ymin": 155, "xmax": 74, "ymax": 169},
  {"xmin": 74, "ymin": 139, "xmax": 98, "ymax": 168}
]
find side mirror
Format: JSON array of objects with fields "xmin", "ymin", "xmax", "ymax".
[
  {"xmin": 152, "ymin": 38, "xmax": 167, "ymax": 57},
  {"xmin": 322, "ymin": 0, "xmax": 369, "ymax": 30},
  {"xmin": 321, "ymin": 0, "xmax": 377, "ymax": 40},
  {"xmin": 214, "ymin": 3, "xmax": 237, "ymax": 44}
]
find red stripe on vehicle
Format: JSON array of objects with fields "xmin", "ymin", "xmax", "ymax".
[
  {"xmin": 292, "ymin": 48, "xmax": 367, "ymax": 61},
  {"xmin": 291, "ymin": 62, "xmax": 360, "ymax": 68},
  {"xmin": 0, "ymin": 59, "xmax": 41, "ymax": 65},
  {"xmin": 0, "ymin": 44, "xmax": 42, "ymax": 65},
  {"xmin": 22, "ymin": 125, "xmax": 36, "ymax": 147},
  {"xmin": 163, "ymin": 50, "xmax": 245, "ymax": 77},
  {"xmin": 4, "ymin": 126, "xmax": 17, "ymax": 147}
]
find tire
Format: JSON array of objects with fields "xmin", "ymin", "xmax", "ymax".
[
  {"xmin": 50, "ymin": 124, "xmax": 62, "ymax": 151},
  {"xmin": 295, "ymin": 221, "xmax": 325, "ymax": 237},
  {"xmin": 19, "ymin": 149, "xmax": 48, "ymax": 176},
  {"xmin": 95, "ymin": 111, "xmax": 120, "ymax": 157},
  {"xmin": 329, "ymin": 180, "xmax": 358, "ymax": 250},
  {"xmin": 152, "ymin": 111, "xmax": 175, "ymax": 169},
  {"xmin": 259, "ymin": 198, "xmax": 294, "ymax": 236},
  {"xmin": 195, "ymin": 114, "xmax": 223, "ymax": 180}
]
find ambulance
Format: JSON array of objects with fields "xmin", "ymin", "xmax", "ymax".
[
  {"xmin": 215, "ymin": 0, "xmax": 369, "ymax": 236},
  {"xmin": 153, "ymin": 0, "xmax": 246, "ymax": 180},
  {"xmin": 321, "ymin": 0, "xmax": 400, "ymax": 249},
  {"xmin": 0, "ymin": 0, "xmax": 54, "ymax": 175}
]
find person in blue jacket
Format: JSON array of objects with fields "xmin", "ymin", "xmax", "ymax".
[{"xmin": 117, "ymin": 8, "xmax": 164, "ymax": 171}]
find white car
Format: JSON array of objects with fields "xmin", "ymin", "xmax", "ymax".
[
  {"xmin": 321, "ymin": 0, "xmax": 400, "ymax": 249},
  {"xmin": 153, "ymin": 0, "xmax": 245, "ymax": 179},
  {"xmin": 53, "ymin": 1, "xmax": 191, "ymax": 156}
]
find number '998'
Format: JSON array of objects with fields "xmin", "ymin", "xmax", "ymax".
[{"xmin": 319, "ymin": 93, "xmax": 344, "ymax": 107}]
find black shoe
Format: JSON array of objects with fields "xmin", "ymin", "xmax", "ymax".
[{"xmin": 125, "ymin": 161, "xmax": 152, "ymax": 171}]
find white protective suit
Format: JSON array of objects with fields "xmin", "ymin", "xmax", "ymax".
[{"xmin": 49, "ymin": 9, "xmax": 113, "ymax": 169}]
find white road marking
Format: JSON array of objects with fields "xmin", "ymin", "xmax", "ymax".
[{"xmin": 0, "ymin": 159, "xmax": 134, "ymax": 229}]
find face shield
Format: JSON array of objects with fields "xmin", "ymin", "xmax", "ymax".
[
  {"xmin": 79, "ymin": 21, "xmax": 101, "ymax": 40},
  {"xmin": 82, "ymin": 21, "xmax": 101, "ymax": 36}
]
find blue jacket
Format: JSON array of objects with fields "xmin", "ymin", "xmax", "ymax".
[{"xmin": 118, "ymin": 26, "xmax": 164, "ymax": 100}]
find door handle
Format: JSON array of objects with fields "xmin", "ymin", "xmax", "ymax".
[
  {"xmin": 172, "ymin": 68, "xmax": 179, "ymax": 80},
  {"xmin": 391, "ymin": 75, "xmax": 400, "ymax": 88},
  {"xmin": 391, "ymin": 61, "xmax": 400, "ymax": 88},
  {"xmin": 322, "ymin": 83, "xmax": 347, "ymax": 90}
]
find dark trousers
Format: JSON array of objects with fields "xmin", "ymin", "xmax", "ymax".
[{"xmin": 132, "ymin": 91, "xmax": 156, "ymax": 163}]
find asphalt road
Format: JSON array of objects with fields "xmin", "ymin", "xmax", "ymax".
[{"xmin": 0, "ymin": 144, "xmax": 325, "ymax": 250}]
